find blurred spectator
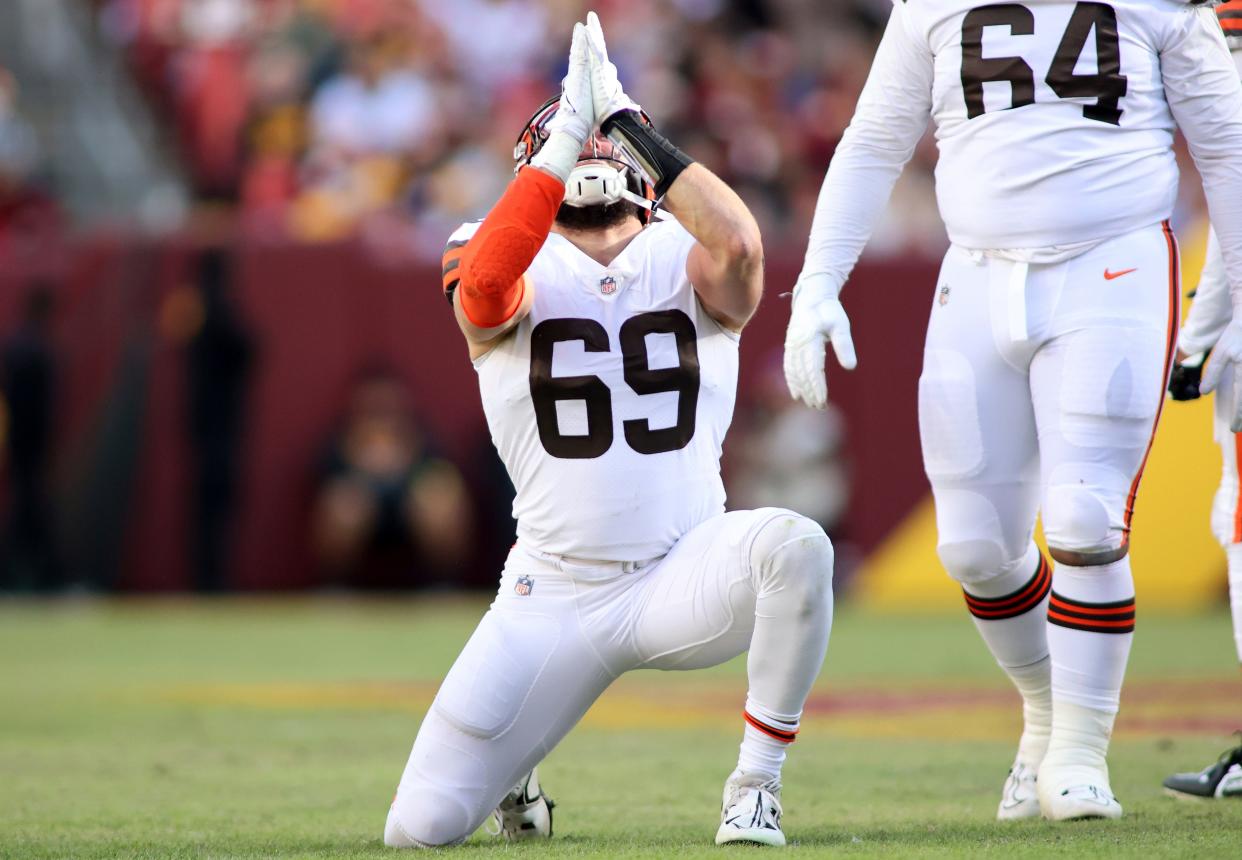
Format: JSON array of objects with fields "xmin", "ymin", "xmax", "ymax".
[
  {"xmin": 1, "ymin": 284, "xmax": 61, "ymax": 591},
  {"xmin": 311, "ymin": 368, "xmax": 472, "ymax": 588},
  {"xmin": 289, "ymin": 31, "xmax": 438, "ymax": 240},
  {"xmin": 170, "ymin": 0, "xmax": 259, "ymax": 194},
  {"xmin": 0, "ymin": 68, "xmax": 60, "ymax": 259},
  {"xmin": 416, "ymin": 0, "xmax": 547, "ymax": 93},
  {"xmin": 307, "ymin": 34, "xmax": 434, "ymax": 157},
  {"xmin": 184, "ymin": 245, "xmax": 255, "ymax": 592}
]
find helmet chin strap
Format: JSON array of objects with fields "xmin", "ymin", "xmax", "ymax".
[{"xmin": 564, "ymin": 162, "xmax": 668, "ymax": 220}]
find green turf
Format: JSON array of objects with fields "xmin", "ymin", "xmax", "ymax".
[{"xmin": 1, "ymin": 599, "xmax": 1240, "ymax": 858}]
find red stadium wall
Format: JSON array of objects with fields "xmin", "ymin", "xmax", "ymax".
[{"xmin": 0, "ymin": 234, "xmax": 939, "ymax": 591}]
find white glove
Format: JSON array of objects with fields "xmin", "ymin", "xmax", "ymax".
[
  {"xmin": 583, "ymin": 10, "xmax": 642, "ymax": 123},
  {"xmin": 1201, "ymin": 314, "xmax": 1242, "ymax": 431},
  {"xmin": 531, "ymin": 22, "xmax": 593, "ymax": 180},
  {"xmin": 783, "ymin": 273, "xmax": 858, "ymax": 410}
]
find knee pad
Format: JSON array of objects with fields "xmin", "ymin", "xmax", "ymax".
[
  {"xmin": 382, "ymin": 760, "xmax": 474, "ymax": 845},
  {"xmin": 936, "ymin": 538, "xmax": 1028, "ymax": 587},
  {"xmin": 385, "ymin": 804, "xmax": 467, "ymax": 848},
  {"xmin": 932, "ymin": 488, "xmax": 1032, "ymax": 587},
  {"xmin": 748, "ymin": 510, "xmax": 834, "ymax": 597},
  {"xmin": 1042, "ymin": 482, "xmax": 1118, "ymax": 555}
]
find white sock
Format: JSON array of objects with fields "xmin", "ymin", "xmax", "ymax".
[
  {"xmin": 1043, "ymin": 558, "xmax": 1134, "ymax": 781},
  {"xmin": 1228, "ymin": 543, "xmax": 1242, "ymax": 664},
  {"xmin": 1041, "ymin": 701, "xmax": 1115, "ymax": 785},
  {"xmin": 737, "ymin": 702, "xmax": 798, "ymax": 782},
  {"xmin": 736, "ymin": 517, "xmax": 834, "ymax": 783},
  {"xmin": 962, "ymin": 546, "xmax": 1052, "ymax": 766}
]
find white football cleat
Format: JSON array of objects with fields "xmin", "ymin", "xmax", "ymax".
[
  {"xmin": 715, "ymin": 771, "xmax": 786, "ymax": 847},
  {"xmin": 486, "ymin": 768, "xmax": 555, "ymax": 841},
  {"xmin": 996, "ymin": 760, "xmax": 1041, "ymax": 821},
  {"xmin": 1038, "ymin": 768, "xmax": 1122, "ymax": 821}
]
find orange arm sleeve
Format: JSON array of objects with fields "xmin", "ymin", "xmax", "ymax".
[{"xmin": 456, "ymin": 166, "xmax": 565, "ymax": 328}]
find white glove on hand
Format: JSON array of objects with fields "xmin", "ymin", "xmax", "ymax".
[
  {"xmin": 584, "ymin": 10, "xmax": 642, "ymax": 123},
  {"xmin": 554, "ymin": 22, "xmax": 593, "ymax": 142},
  {"xmin": 1201, "ymin": 314, "xmax": 1242, "ymax": 431},
  {"xmin": 783, "ymin": 273, "xmax": 857, "ymax": 410},
  {"xmin": 531, "ymin": 23, "xmax": 594, "ymax": 181}
]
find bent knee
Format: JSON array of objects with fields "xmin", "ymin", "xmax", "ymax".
[
  {"xmin": 749, "ymin": 510, "xmax": 834, "ymax": 593},
  {"xmin": 385, "ymin": 797, "xmax": 472, "ymax": 849},
  {"xmin": 937, "ymin": 538, "xmax": 1025, "ymax": 587},
  {"xmin": 1042, "ymin": 484, "xmax": 1119, "ymax": 556}
]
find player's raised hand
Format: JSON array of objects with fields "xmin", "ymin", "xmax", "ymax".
[
  {"xmin": 583, "ymin": 11, "xmax": 642, "ymax": 123},
  {"xmin": 549, "ymin": 23, "xmax": 594, "ymax": 144},
  {"xmin": 783, "ymin": 273, "xmax": 857, "ymax": 410},
  {"xmin": 530, "ymin": 22, "xmax": 594, "ymax": 180},
  {"xmin": 1201, "ymin": 316, "xmax": 1242, "ymax": 431}
]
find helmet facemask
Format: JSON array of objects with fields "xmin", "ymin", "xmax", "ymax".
[{"xmin": 514, "ymin": 97, "xmax": 659, "ymax": 226}]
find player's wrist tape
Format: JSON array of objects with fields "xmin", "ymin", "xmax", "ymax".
[
  {"xmin": 531, "ymin": 130, "xmax": 586, "ymax": 183},
  {"xmin": 601, "ymin": 110, "xmax": 694, "ymax": 197},
  {"xmin": 792, "ymin": 273, "xmax": 844, "ymax": 306}
]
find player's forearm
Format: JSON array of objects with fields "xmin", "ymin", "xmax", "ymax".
[
  {"xmin": 1164, "ymin": 14, "xmax": 1242, "ymax": 311},
  {"xmin": 457, "ymin": 166, "xmax": 563, "ymax": 330},
  {"xmin": 664, "ymin": 163, "xmax": 764, "ymax": 319},
  {"xmin": 800, "ymin": 4, "xmax": 932, "ymax": 295},
  {"xmin": 800, "ymin": 142, "xmax": 911, "ymax": 296},
  {"xmin": 1181, "ymin": 229, "xmax": 1233, "ymax": 356},
  {"xmin": 1186, "ymin": 153, "xmax": 1242, "ymax": 314}
]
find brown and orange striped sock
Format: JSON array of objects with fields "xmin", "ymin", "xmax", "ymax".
[
  {"xmin": 1043, "ymin": 558, "xmax": 1135, "ymax": 778},
  {"xmin": 962, "ymin": 547, "xmax": 1053, "ymax": 766},
  {"xmin": 737, "ymin": 701, "xmax": 799, "ymax": 781}
]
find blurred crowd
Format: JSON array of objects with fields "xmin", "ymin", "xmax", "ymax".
[
  {"xmin": 90, "ymin": 0, "xmax": 948, "ymax": 259},
  {"xmin": 0, "ymin": 68, "xmax": 61, "ymax": 258},
  {"xmin": 0, "ymin": 0, "xmax": 1214, "ymax": 592}
]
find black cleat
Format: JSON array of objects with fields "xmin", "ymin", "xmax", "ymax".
[{"xmin": 1163, "ymin": 736, "xmax": 1242, "ymax": 800}]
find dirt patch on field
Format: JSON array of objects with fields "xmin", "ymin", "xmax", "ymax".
[{"xmin": 153, "ymin": 677, "xmax": 1240, "ymax": 739}]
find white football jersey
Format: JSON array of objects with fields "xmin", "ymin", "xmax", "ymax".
[
  {"xmin": 802, "ymin": 0, "xmax": 1242, "ymax": 293},
  {"xmin": 454, "ymin": 219, "xmax": 740, "ymax": 562}
]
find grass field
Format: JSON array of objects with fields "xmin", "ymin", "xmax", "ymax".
[{"xmin": 1, "ymin": 598, "xmax": 1240, "ymax": 858}]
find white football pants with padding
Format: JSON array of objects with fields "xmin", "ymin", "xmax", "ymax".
[
  {"xmin": 384, "ymin": 508, "xmax": 834, "ymax": 847},
  {"xmin": 919, "ymin": 222, "xmax": 1178, "ymax": 583},
  {"xmin": 1208, "ymin": 373, "xmax": 1242, "ymax": 662}
]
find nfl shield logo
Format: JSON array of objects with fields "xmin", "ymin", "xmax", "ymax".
[
  {"xmin": 514, "ymin": 575, "xmax": 534, "ymax": 596},
  {"xmin": 938, "ymin": 285, "xmax": 951, "ymax": 306},
  {"xmin": 599, "ymin": 275, "xmax": 618, "ymax": 295}
]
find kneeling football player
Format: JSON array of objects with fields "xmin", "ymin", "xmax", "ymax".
[{"xmin": 383, "ymin": 14, "xmax": 834, "ymax": 849}]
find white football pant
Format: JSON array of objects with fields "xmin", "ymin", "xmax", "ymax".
[
  {"xmin": 385, "ymin": 508, "xmax": 834, "ymax": 847},
  {"xmin": 1209, "ymin": 375, "xmax": 1242, "ymax": 663},
  {"xmin": 921, "ymin": 221, "xmax": 1179, "ymax": 586}
]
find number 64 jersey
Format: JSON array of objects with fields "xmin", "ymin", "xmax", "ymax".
[
  {"xmin": 457, "ymin": 218, "xmax": 740, "ymax": 562},
  {"xmin": 812, "ymin": 0, "xmax": 1242, "ymax": 261}
]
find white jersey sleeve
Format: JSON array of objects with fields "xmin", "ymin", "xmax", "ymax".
[
  {"xmin": 803, "ymin": 0, "xmax": 1242, "ymax": 292},
  {"xmin": 799, "ymin": 1, "xmax": 934, "ymax": 293},
  {"xmin": 1181, "ymin": 228, "xmax": 1232, "ymax": 356},
  {"xmin": 1162, "ymin": 12, "xmax": 1242, "ymax": 310}
]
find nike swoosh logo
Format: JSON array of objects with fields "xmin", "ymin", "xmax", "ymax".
[{"xmin": 1104, "ymin": 268, "xmax": 1137, "ymax": 281}]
